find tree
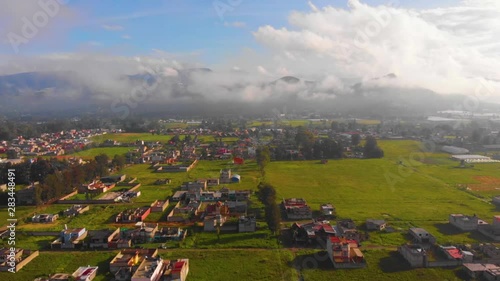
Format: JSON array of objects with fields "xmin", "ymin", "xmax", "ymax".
[
  {"xmin": 265, "ymin": 203, "xmax": 281, "ymax": 235},
  {"xmin": 351, "ymin": 134, "xmax": 361, "ymax": 146},
  {"xmin": 256, "ymin": 146, "xmax": 271, "ymax": 176},
  {"xmin": 295, "ymin": 126, "xmax": 315, "ymax": 147},
  {"xmin": 364, "ymin": 136, "xmax": 384, "ymax": 158},
  {"xmin": 94, "ymin": 154, "xmax": 110, "ymax": 177},
  {"xmin": 112, "ymin": 154, "xmax": 126, "ymax": 170},
  {"xmin": 258, "ymin": 182, "xmax": 276, "ymax": 205}
]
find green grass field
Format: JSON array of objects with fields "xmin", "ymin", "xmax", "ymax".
[{"xmin": 68, "ymin": 147, "xmax": 133, "ymax": 158}]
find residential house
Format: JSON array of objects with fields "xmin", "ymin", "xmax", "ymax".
[
  {"xmin": 366, "ymin": 219, "xmax": 387, "ymax": 231},
  {"xmin": 291, "ymin": 220, "xmax": 336, "ymax": 244},
  {"xmin": 171, "ymin": 191, "xmax": 186, "ymax": 201},
  {"xmin": 88, "ymin": 228, "xmax": 131, "ymax": 249},
  {"xmin": 199, "ymin": 191, "xmax": 222, "ymax": 202},
  {"xmin": 219, "ymin": 188, "xmax": 251, "ymax": 201},
  {"xmin": 78, "ymin": 180, "xmax": 115, "ymax": 194},
  {"xmin": 167, "ymin": 201, "xmax": 201, "ymax": 222},
  {"xmin": 326, "ymin": 236, "xmax": 366, "ymax": 268},
  {"xmin": 337, "ymin": 219, "xmax": 362, "ymax": 243},
  {"xmin": 238, "ymin": 216, "xmax": 256, "ymax": 233},
  {"xmin": 154, "ymin": 227, "xmax": 186, "ymax": 242},
  {"xmin": 131, "ymin": 256, "xmax": 164, "ymax": 281},
  {"xmin": 204, "ymin": 214, "xmax": 227, "ymax": 232},
  {"xmin": 320, "ymin": 204, "xmax": 336, "ymax": 217},
  {"xmin": 72, "ymin": 266, "xmax": 98, "ymax": 281},
  {"xmin": 478, "ymin": 216, "xmax": 500, "ymax": 241},
  {"xmin": 439, "ymin": 245, "xmax": 473, "ymax": 262},
  {"xmin": 109, "ymin": 249, "xmax": 158, "ymax": 275},
  {"xmin": 206, "ymin": 178, "xmax": 220, "ymax": 186},
  {"xmin": 226, "ymin": 201, "xmax": 248, "ymax": 215},
  {"xmin": 220, "ymin": 169, "xmax": 231, "ymax": 184},
  {"xmin": 398, "ymin": 244, "xmax": 427, "ymax": 268},
  {"xmin": 282, "ymin": 198, "xmax": 312, "ymax": 220},
  {"xmin": 150, "ymin": 200, "xmax": 169, "ymax": 213},
  {"xmin": 63, "ymin": 205, "xmax": 90, "ymax": 217},
  {"xmin": 485, "ymin": 268, "xmax": 500, "ymax": 281},
  {"xmin": 127, "ymin": 222, "xmax": 159, "ymax": 244},
  {"xmin": 409, "ymin": 228, "xmax": 436, "ymax": 247},
  {"xmin": 163, "ymin": 259, "xmax": 189, "ymax": 281},
  {"xmin": 463, "ymin": 264, "xmax": 500, "ymax": 280},
  {"xmin": 181, "ymin": 180, "xmax": 207, "ymax": 192},
  {"xmin": 449, "ymin": 214, "xmax": 487, "ymax": 231},
  {"xmin": 115, "ymin": 207, "xmax": 151, "ymax": 223},
  {"xmin": 51, "ymin": 227, "xmax": 87, "ymax": 249},
  {"xmin": 32, "ymin": 213, "xmax": 58, "ymax": 223}
]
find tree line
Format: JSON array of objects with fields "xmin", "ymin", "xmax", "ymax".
[{"xmin": 0, "ymin": 153, "xmax": 126, "ymax": 205}]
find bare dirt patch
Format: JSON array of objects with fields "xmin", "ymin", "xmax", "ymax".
[{"xmin": 468, "ymin": 176, "xmax": 500, "ymax": 191}]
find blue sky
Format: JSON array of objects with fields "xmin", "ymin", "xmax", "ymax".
[{"xmin": 4, "ymin": 0, "xmax": 458, "ymax": 64}]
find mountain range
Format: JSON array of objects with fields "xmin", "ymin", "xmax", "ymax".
[{"xmin": 0, "ymin": 69, "xmax": 496, "ymax": 117}]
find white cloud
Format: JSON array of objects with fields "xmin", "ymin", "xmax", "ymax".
[
  {"xmin": 121, "ymin": 34, "xmax": 132, "ymax": 40},
  {"xmin": 251, "ymin": 0, "xmax": 500, "ymax": 97},
  {"xmin": 102, "ymin": 24, "xmax": 124, "ymax": 31}
]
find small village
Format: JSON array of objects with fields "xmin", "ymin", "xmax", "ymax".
[{"xmin": 0, "ymin": 116, "xmax": 500, "ymax": 280}]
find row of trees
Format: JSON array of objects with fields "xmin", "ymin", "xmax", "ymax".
[
  {"xmin": 0, "ymin": 153, "xmax": 126, "ymax": 205},
  {"xmin": 257, "ymin": 182, "xmax": 281, "ymax": 234}
]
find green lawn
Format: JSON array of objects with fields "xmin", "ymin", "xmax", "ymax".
[
  {"xmin": 4, "ymin": 251, "xmax": 116, "ymax": 281},
  {"xmin": 68, "ymin": 147, "xmax": 133, "ymax": 158},
  {"xmin": 266, "ymin": 140, "xmax": 500, "ymax": 245}
]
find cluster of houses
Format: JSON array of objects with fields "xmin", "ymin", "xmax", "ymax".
[
  {"xmin": 449, "ymin": 213, "xmax": 500, "ymax": 241},
  {"xmin": 45, "ymin": 221, "xmax": 187, "ymax": 251},
  {"xmin": 0, "ymin": 129, "xmax": 108, "ymax": 160},
  {"xmin": 34, "ymin": 248, "xmax": 189, "ymax": 281},
  {"xmin": 286, "ymin": 199, "xmax": 371, "ymax": 269},
  {"xmin": 31, "ymin": 205, "xmax": 89, "ymax": 223},
  {"xmin": 396, "ymin": 214, "xmax": 500, "ymax": 279}
]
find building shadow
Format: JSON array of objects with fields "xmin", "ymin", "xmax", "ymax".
[
  {"xmin": 291, "ymin": 251, "xmax": 334, "ymax": 271},
  {"xmin": 434, "ymin": 223, "xmax": 463, "ymax": 235},
  {"xmin": 378, "ymin": 251, "xmax": 412, "ymax": 273}
]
